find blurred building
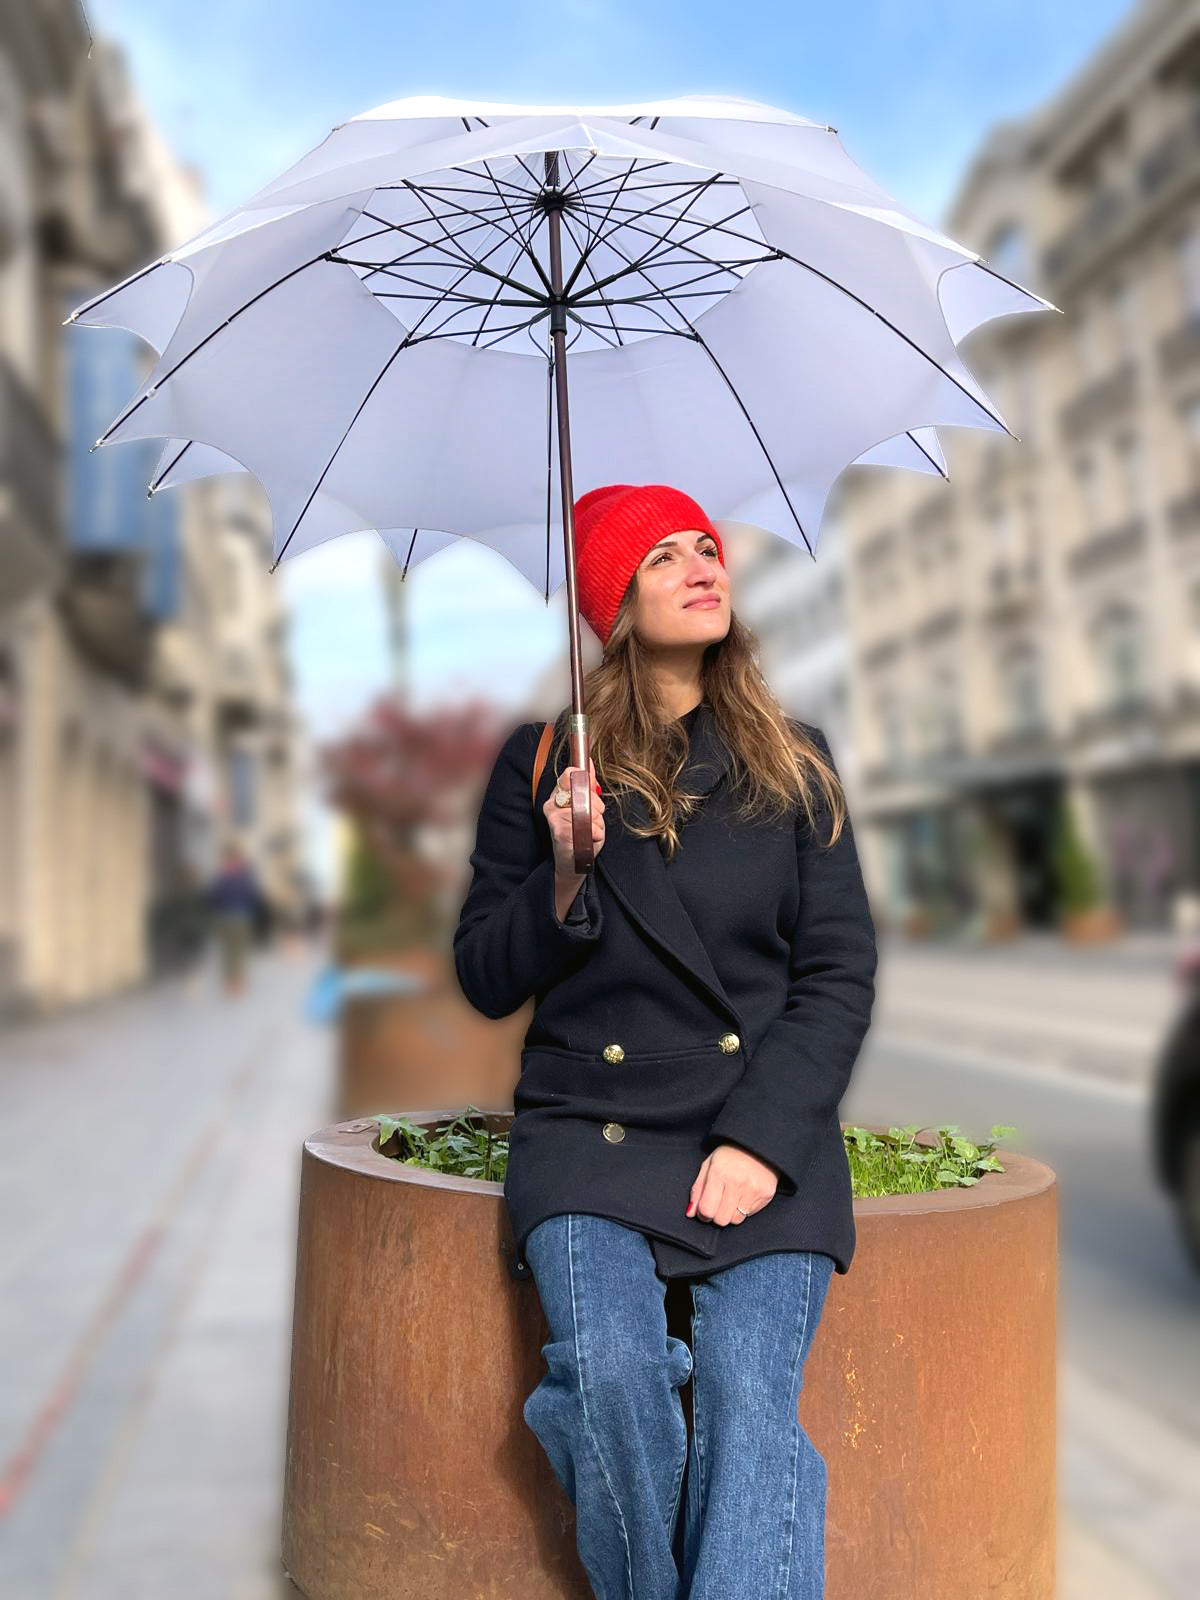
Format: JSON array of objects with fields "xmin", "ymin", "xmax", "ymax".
[
  {"xmin": 834, "ymin": 0, "xmax": 1200, "ymax": 936},
  {"xmin": 733, "ymin": 506, "xmax": 858, "ymax": 789},
  {"xmin": 0, "ymin": 10, "xmax": 306, "ymax": 1015}
]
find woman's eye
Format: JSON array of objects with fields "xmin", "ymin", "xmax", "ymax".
[{"xmin": 654, "ymin": 545, "xmax": 717, "ymax": 565}]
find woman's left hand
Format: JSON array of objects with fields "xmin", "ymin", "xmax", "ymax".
[{"xmin": 687, "ymin": 1144, "xmax": 779, "ymax": 1226}]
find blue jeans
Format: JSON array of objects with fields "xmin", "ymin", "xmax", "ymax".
[{"xmin": 522, "ymin": 1213, "xmax": 836, "ymax": 1600}]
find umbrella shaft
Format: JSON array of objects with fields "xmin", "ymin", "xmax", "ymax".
[{"xmin": 544, "ymin": 151, "xmax": 586, "ymax": 732}]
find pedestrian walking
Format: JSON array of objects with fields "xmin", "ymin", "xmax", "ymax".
[
  {"xmin": 454, "ymin": 483, "xmax": 878, "ymax": 1599},
  {"xmin": 207, "ymin": 841, "xmax": 264, "ymax": 996}
]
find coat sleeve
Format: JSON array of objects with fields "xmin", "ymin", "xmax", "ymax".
[
  {"xmin": 453, "ymin": 721, "xmax": 604, "ymax": 1020},
  {"xmin": 700, "ymin": 725, "xmax": 877, "ymax": 1193}
]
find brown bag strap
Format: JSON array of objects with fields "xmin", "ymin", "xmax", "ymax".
[{"xmin": 531, "ymin": 721, "xmax": 554, "ymax": 812}]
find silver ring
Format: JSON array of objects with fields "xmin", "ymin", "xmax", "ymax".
[
  {"xmin": 553, "ymin": 786, "xmax": 571, "ymax": 807},
  {"xmin": 736, "ymin": 1203, "xmax": 750, "ymax": 1216}
]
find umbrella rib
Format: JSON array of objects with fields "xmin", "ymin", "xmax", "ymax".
[
  {"xmin": 564, "ymin": 205, "xmax": 727, "ymax": 342},
  {"xmin": 577, "ymin": 199, "xmax": 767, "ymax": 295},
  {"xmin": 468, "ymin": 160, "xmax": 556, "ymax": 297},
  {"xmin": 271, "ymin": 232, "xmax": 518, "ymax": 566},
  {"xmin": 586, "ymin": 204, "xmax": 1014, "ymax": 437},
  {"xmin": 475, "ymin": 304, "xmax": 558, "ymax": 350},
  {"xmin": 150, "ymin": 438, "xmax": 195, "ymax": 491},
  {"xmin": 905, "ymin": 432, "xmax": 949, "ymax": 479},
  {"xmin": 683, "ymin": 325, "xmax": 815, "ymax": 557},
  {"xmin": 343, "ymin": 204, "xmax": 529, "ymax": 282},
  {"xmin": 94, "ymin": 252, "xmax": 331, "ymax": 446},
  {"xmin": 343, "ymin": 233, "xmax": 545, "ymax": 311},
  {"xmin": 565, "ymin": 209, "xmax": 812, "ymax": 539},
  {"xmin": 392, "ymin": 180, "xmax": 550, "ymax": 301},
  {"xmin": 558, "ymin": 159, "xmax": 645, "ymax": 302},
  {"xmin": 566, "ymin": 157, "xmax": 678, "ymax": 201},
  {"xmin": 359, "ymin": 199, "xmax": 545, "ymax": 301},
  {"xmin": 572, "ymin": 261, "xmax": 760, "ymax": 306},
  {"xmin": 556, "ymin": 204, "xmax": 625, "ymax": 347},
  {"xmin": 561, "ymin": 170, "xmax": 738, "ymax": 300},
  {"xmin": 270, "ymin": 333, "xmax": 416, "ymax": 571},
  {"xmin": 565, "ymin": 183, "xmax": 756, "ymax": 302}
]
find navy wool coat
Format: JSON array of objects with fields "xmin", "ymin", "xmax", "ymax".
[{"xmin": 452, "ymin": 699, "xmax": 878, "ymax": 1281}]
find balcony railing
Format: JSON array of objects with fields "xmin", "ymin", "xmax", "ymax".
[
  {"xmin": 1058, "ymin": 359, "xmax": 1137, "ymax": 437},
  {"xmin": 1138, "ymin": 98, "xmax": 1200, "ymax": 202},
  {"xmin": 1043, "ymin": 186, "xmax": 1125, "ymax": 284},
  {"xmin": 1067, "ymin": 515, "xmax": 1146, "ymax": 579},
  {"xmin": 1070, "ymin": 693, "xmax": 1158, "ymax": 741},
  {"xmin": 1043, "ymin": 101, "xmax": 1200, "ymax": 289}
]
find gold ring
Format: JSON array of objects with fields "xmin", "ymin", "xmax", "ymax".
[{"xmin": 553, "ymin": 786, "xmax": 571, "ymax": 807}]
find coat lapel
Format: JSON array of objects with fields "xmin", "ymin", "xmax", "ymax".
[{"xmin": 592, "ymin": 703, "xmax": 740, "ymax": 1024}]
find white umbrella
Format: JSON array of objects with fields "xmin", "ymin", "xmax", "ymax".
[{"xmin": 66, "ymin": 92, "xmax": 1058, "ymax": 868}]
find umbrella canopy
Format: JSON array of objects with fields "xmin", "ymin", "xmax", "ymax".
[{"xmin": 66, "ymin": 93, "xmax": 1057, "ymax": 601}]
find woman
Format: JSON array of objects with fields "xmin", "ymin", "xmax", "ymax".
[{"xmin": 453, "ymin": 482, "xmax": 878, "ymax": 1600}]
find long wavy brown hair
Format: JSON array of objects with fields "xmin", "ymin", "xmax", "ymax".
[{"xmin": 548, "ymin": 585, "xmax": 848, "ymax": 862}]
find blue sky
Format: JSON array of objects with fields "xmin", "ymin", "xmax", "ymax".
[{"xmin": 84, "ymin": 0, "xmax": 1136, "ymax": 872}]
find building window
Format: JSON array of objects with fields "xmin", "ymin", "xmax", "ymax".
[
  {"xmin": 1001, "ymin": 645, "xmax": 1042, "ymax": 735},
  {"xmin": 987, "ymin": 221, "xmax": 1031, "ymax": 282},
  {"xmin": 1090, "ymin": 603, "xmax": 1144, "ymax": 704},
  {"xmin": 1107, "ymin": 276, "xmax": 1138, "ymax": 359},
  {"xmin": 875, "ymin": 690, "xmax": 904, "ymax": 767},
  {"xmin": 1073, "ymin": 452, "xmax": 1102, "ymax": 534},
  {"xmin": 1113, "ymin": 431, "xmax": 1146, "ymax": 518},
  {"xmin": 988, "ymin": 501, "xmax": 1015, "ymax": 558},
  {"xmin": 1072, "ymin": 300, "xmax": 1102, "ymax": 383},
  {"xmin": 1013, "ymin": 357, "xmax": 1037, "ymax": 441},
  {"xmin": 921, "ymin": 667, "xmax": 961, "ymax": 755}
]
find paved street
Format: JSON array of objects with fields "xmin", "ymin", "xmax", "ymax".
[{"xmin": 0, "ymin": 931, "xmax": 1195, "ymax": 1597}]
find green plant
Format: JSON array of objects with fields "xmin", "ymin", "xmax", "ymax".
[
  {"xmin": 1052, "ymin": 793, "xmax": 1102, "ymax": 916},
  {"xmin": 374, "ymin": 1106, "xmax": 508, "ymax": 1182},
  {"xmin": 842, "ymin": 1123, "xmax": 1015, "ymax": 1196},
  {"xmin": 372, "ymin": 1112, "xmax": 1016, "ymax": 1197}
]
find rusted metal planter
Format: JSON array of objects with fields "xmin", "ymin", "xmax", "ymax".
[
  {"xmin": 281, "ymin": 1115, "xmax": 1056, "ymax": 1599},
  {"xmin": 1059, "ymin": 904, "xmax": 1123, "ymax": 943},
  {"xmin": 335, "ymin": 946, "xmax": 528, "ymax": 1118}
]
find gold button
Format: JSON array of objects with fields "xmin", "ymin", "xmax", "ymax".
[
  {"xmin": 602, "ymin": 1043, "xmax": 625, "ymax": 1063},
  {"xmin": 602, "ymin": 1121, "xmax": 626, "ymax": 1143},
  {"xmin": 718, "ymin": 1032, "xmax": 741, "ymax": 1053}
]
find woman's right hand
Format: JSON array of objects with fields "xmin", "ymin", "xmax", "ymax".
[{"xmin": 544, "ymin": 756, "xmax": 606, "ymax": 882}]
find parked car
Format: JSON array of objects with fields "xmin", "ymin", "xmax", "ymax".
[{"xmin": 1151, "ymin": 941, "xmax": 1200, "ymax": 1272}]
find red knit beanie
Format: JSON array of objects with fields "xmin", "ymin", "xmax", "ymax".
[{"xmin": 572, "ymin": 483, "xmax": 725, "ymax": 646}]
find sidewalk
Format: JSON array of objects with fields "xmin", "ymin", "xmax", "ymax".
[{"xmin": 0, "ymin": 947, "xmax": 334, "ymax": 1598}]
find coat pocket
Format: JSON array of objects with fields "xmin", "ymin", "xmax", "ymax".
[{"xmin": 515, "ymin": 1040, "xmax": 744, "ymax": 1134}]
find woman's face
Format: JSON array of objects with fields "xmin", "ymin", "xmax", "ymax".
[{"xmin": 632, "ymin": 528, "xmax": 731, "ymax": 649}]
